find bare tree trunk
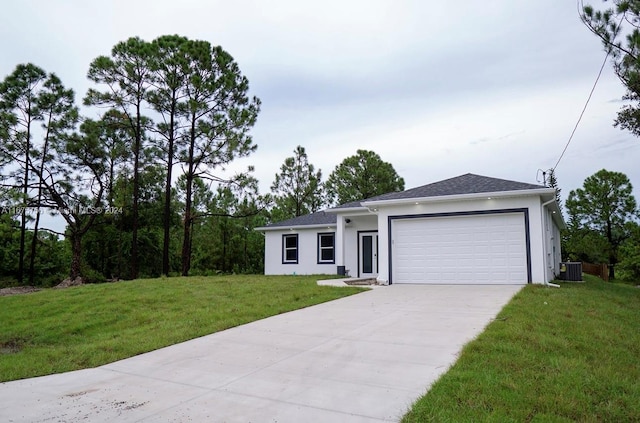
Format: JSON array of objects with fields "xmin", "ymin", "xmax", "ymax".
[
  {"xmin": 606, "ymin": 220, "xmax": 615, "ymax": 280},
  {"xmin": 222, "ymin": 220, "xmax": 228, "ymax": 272},
  {"xmin": 18, "ymin": 206, "xmax": 27, "ymax": 285},
  {"xmin": 28, "ymin": 110, "xmax": 54, "ymax": 285},
  {"xmin": 181, "ymin": 173, "xmax": 193, "ymax": 276},
  {"xmin": 28, "ymin": 210, "xmax": 40, "ymax": 285},
  {"xmin": 162, "ymin": 108, "xmax": 176, "ymax": 276},
  {"xmin": 180, "ymin": 161, "xmax": 194, "ymax": 276},
  {"xmin": 18, "ymin": 101, "xmax": 33, "ymax": 285},
  {"xmin": 181, "ymin": 115, "xmax": 197, "ymax": 277},
  {"xmin": 130, "ymin": 104, "xmax": 142, "ymax": 280},
  {"xmin": 69, "ymin": 231, "xmax": 82, "ymax": 281},
  {"xmin": 244, "ymin": 221, "xmax": 248, "ymax": 272},
  {"xmin": 117, "ymin": 221, "xmax": 124, "ymax": 279}
]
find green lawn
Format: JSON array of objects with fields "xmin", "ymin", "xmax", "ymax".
[
  {"xmin": 0, "ymin": 275, "xmax": 363, "ymax": 382},
  {"xmin": 402, "ymin": 275, "xmax": 640, "ymax": 422}
]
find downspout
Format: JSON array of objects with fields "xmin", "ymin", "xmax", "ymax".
[{"xmin": 541, "ymin": 198, "xmax": 560, "ymax": 288}]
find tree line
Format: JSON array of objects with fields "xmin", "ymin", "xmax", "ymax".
[
  {"xmin": 0, "ymin": 36, "xmax": 263, "ymax": 286},
  {"xmin": 0, "ymin": 35, "xmax": 405, "ymax": 287},
  {"xmin": 3, "ymin": 11, "xmax": 639, "ymax": 287}
]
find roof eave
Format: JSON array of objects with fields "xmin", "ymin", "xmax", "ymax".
[
  {"xmin": 361, "ymin": 188, "xmax": 556, "ymax": 207},
  {"xmin": 544, "ymin": 200, "xmax": 567, "ymax": 230},
  {"xmin": 255, "ymin": 223, "xmax": 337, "ymax": 232},
  {"xmin": 324, "ymin": 206, "xmax": 369, "ymax": 214}
]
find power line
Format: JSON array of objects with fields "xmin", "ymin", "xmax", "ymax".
[
  {"xmin": 553, "ymin": 8, "xmax": 625, "ymax": 172},
  {"xmin": 552, "ymin": 48, "xmax": 610, "ymax": 171}
]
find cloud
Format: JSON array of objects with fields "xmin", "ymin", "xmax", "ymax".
[
  {"xmin": 1, "ymin": 0, "xmax": 639, "ymax": 212},
  {"xmin": 595, "ymin": 136, "xmax": 639, "ymax": 152}
]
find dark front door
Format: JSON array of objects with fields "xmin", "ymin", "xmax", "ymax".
[{"xmin": 359, "ymin": 232, "xmax": 378, "ymax": 277}]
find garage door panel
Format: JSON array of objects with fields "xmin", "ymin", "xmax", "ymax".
[
  {"xmin": 490, "ymin": 244, "xmax": 506, "ymax": 254},
  {"xmin": 475, "ymin": 258, "xmax": 491, "ymax": 266},
  {"xmin": 393, "ymin": 213, "xmax": 527, "ymax": 285},
  {"xmin": 491, "ymin": 257, "xmax": 508, "ymax": 266}
]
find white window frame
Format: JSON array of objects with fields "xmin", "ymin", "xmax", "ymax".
[
  {"xmin": 282, "ymin": 234, "xmax": 299, "ymax": 264},
  {"xmin": 317, "ymin": 232, "xmax": 335, "ymax": 264}
]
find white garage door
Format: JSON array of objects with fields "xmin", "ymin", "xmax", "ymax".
[{"xmin": 392, "ymin": 213, "xmax": 528, "ymax": 285}]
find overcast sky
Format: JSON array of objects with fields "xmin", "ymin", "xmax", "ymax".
[{"xmin": 1, "ymin": 0, "xmax": 638, "ymax": 214}]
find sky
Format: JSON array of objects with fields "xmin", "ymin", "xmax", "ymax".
[{"xmin": 1, "ymin": 0, "xmax": 638, "ymax": 219}]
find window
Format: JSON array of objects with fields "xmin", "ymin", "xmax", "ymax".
[
  {"xmin": 282, "ymin": 234, "xmax": 298, "ymax": 264},
  {"xmin": 317, "ymin": 232, "xmax": 335, "ymax": 264}
]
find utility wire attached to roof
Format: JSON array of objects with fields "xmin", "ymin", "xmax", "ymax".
[
  {"xmin": 552, "ymin": 48, "xmax": 610, "ymax": 171},
  {"xmin": 553, "ymin": 8, "xmax": 625, "ymax": 172}
]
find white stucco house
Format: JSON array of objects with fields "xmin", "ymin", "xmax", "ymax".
[{"xmin": 256, "ymin": 174, "xmax": 565, "ymax": 285}]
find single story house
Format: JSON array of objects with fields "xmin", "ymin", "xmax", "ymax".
[{"xmin": 256, "ymin": 173, "xmax": 565, "ymax": 285}]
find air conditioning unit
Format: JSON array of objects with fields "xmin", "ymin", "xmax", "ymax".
[{"xmin": 559, "ymin": 262, "xmax": 582, "ymax": 281}]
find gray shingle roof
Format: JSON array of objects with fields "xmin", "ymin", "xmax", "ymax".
[
  {"xmin": 262, "ymin": 174, "xmax": 547, "ymax": 228},
  {"xmin": 364, "ymin": 173, "xmax": 545, "ymax": 203},
  {"xmin": 331, "ymin": 173, "xmax": 545, "ymax": 208},
  {"xmin": 262, "ymin": 210, "xmax": 336, "ymax": 228}
]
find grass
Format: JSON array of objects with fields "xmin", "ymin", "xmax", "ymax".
[
  {"xmin": 0, "ymin": 274, "xmax": 363, "ymax": 382},
  {"xmin": 402, "ymin": 275, "xmax": 640, "ymax": 422}
]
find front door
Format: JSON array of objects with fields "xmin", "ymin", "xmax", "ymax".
[{"xmin": 359, "ymin": 232, "xmax": 378, "ymax": 277}]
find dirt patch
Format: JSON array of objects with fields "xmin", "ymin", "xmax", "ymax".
[
  {"xmin": 0, "ymin": 338, "xmax": 26, "ymax": 354},
  {"xmin": 55, "ymin": 277, "xmax": 86, "ymax": 289},
  {"xmin": 343, "ymin": 278, "xmax": 379, "ymax": 286},
  {"xmin": 0, "ymin": 276, "xmax": 87, "ymax": 297},
  {"xmin": 0, "ymin": 286, "xmax": 41, "ymax": 297}
]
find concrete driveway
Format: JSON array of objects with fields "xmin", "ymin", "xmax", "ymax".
[{"xmin": 0, "ymin": 284, "xmax": 522, "ymax": 423}]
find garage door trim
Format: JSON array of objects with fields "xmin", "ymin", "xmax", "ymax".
[{"xmin": 387, "ymin": 208, "xmax": 531, "ymax": 284}]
